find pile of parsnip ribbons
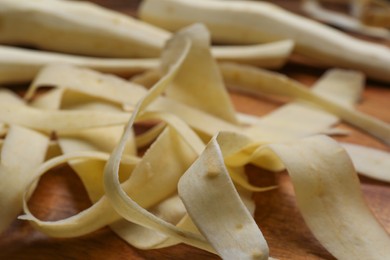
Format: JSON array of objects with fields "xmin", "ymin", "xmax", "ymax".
[{"xmin": 1, "ymin": 0, "xmax": 390, "ymax": 259}]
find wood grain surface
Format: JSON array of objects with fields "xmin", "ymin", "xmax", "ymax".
[{"xmin": 1, "ymin": 1, "xmax": 389, "ymax": 259}]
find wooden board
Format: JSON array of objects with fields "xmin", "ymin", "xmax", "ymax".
[{"xmin": 1, "ymin": 1, "xmax": 389, "ymax": 259}]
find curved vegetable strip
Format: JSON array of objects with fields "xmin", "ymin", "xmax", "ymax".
[
  {"xmin": 0, "ymin": 126, "xmax": 49, "ymax": 233},
  {"xmin": 244, "ymin": 68, "xmax": 364, "ymax": 139},
  {"xmin": 103, "ymin": 27, "xmax": 217, "ymax": 253},
  {"xmin": 22, "ymin": 27, "xmax": 211, "ymax": 250},
  {"xmin": 220, "ymin": 63, "xmax": 390, "ymax": 145},
  {"xmin": 0, "ymin": 45, "xmax": 159, "ymax": 85},
  {"xmin": 0, "ymin": 0, "xmax": 169, "ymax": 58},
  {"xmin": 140, "ymin": 0, "xmax": 390, "ymax": 82},
  {"xmin": 267, "ymin": 135, "xmax": 390, "ymax": 260},
  {"xmin": 19, "ymin": 151, "xmax": 139, "ymax": 237},
  {"xmin": 0, "ymin": 103, "xmax": 130, "ymax": 131},
  {"xmin": 162, "ymin": 24, "xmax": 238, "ymax": 123},
  {"xmin": 59, "ymin": 128, "xmax": 137, "ymax": 202},
  {"xmin": 342, "ymin": 143, "xmax": 390, "ymax": 182},
  {"xmin": 178, "ymin": 134, "xmax": 269, "ymax": 260},
  {"xmin": 27, "ymin": 64, "xmax": 148, "ymax": 103}
]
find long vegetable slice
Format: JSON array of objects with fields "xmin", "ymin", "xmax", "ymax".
[
  {"xmin": 0, "ymin": 45, "xmax": 159, "ymax": 84},
  {"xmin": 0, "ymin": 103, "xmax": 130, "ymax": 132},
  {"xmin": 342, "ymin": 142, "xmax": 390, "ymax": 182},
  {"xmin": 102, "ymin": 24, "xmax": 220, "ymax": 252},
  {"xmin": 0, "ymin": 126, "xmax": 49, "ymax": 233},
  {"xmin": 242, "ymin": 68, "xmax": 364, "ymax": 139},
  {"xmin": 140, "ymin": 0, "xmax": 390, "ymax": 82},
  {"xmin": 178, "ymin": 134, "xmax": 269, "ymax": 260},
  {"xmin": 220, "ymin": 62, "xmax": 390, "ymax": 145},
  {"xmin": 162, "ymin": 23, "xmax": 238, "ymax": 123},
  {"xmin": 267, "ymin": 135, "xmax": 390, "ymax": 259}
]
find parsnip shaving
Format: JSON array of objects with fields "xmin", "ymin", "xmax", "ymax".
[
  {"xmin": 19, "ymin": 150, "xmax": 139, "ymax": 237},
  {"xmin": 342, "ymin": 143, "xmax": 390, "ymax": 182},
  {"xmin": 102, "ymin": 25, "xmax": 219, "ymax": 252},
  {"xmin": 27, "ymin": 64, "xmax": 148, "ymax": 104},
  {"xmin": 267, "ymin": 135, "xmax": 390, "ymax": 259},
  {"xmin": 0, "ymin": 125, "xmax": 49, "ymax": 233},
  {"xmin": 0, "ymin": 103, "xmax": 130, "ymax": 131},
  {"xmin": 220, "ymin": 62, "xmax": 390, "ymax": 145},
  {"xmin": 178, "ymin": 134, "xmax": 269, "ymax": 260},
  {"xmin": 140, "ymin": 0, "xmax": 390, "ymax": 82},
  {"xmin": 0, "ymin": 45, "xmax": 159, "ymax": 84},
  {"xmin": 242, "ymin": 68, "xmax": 364, "ymax": 139},
  {"xmin": 20, "ymin": 28, "xmax": 204, "ymax": 246},
  {"xmin": 162, "ymin": 24, "xmax": 237, "ymax": 123}
]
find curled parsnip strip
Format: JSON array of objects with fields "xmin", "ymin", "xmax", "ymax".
[
  {"xmin": 178, "ymin": 134, "xmax": 269, "ymax": 260},
  {"xmin": 140, "ymin": 0, "xmax": 390, "ymax": 82},
  {"xmin": 103, "ymin": 26, "xmax": 219, "ymax": 253},
  {"xmin": 58, "ymin": 130, "xmax": 137, "ymax": 202},
  {"xmin": 19, "ymin": 151, "xmax": 140, "ymax": 237},
  {"xmin": 0, "ymin": 103, "xmax": 130, "ymax": 131},
  {"xmin": 0, "ymin": 125, "xmax": 49, "ymax": 233},
  {"xmin": 21, "ymin": 28, "xmax": 202, "ymax": 245},
  {"xmin": 0, "ymin": 45, "xmax": 159, "ymax": 85},
  {"xmin": 302, "ymin": 0, "xmax": 390, "ymax": 39},
  {"xmin": 0, "ymin": 0, "xmax": 169, "ymax": 58},
  {"xmin": 242, "ymin": 68, "xmax": 364, "ymax": 139},
  {"xmin": 341, "ymin": 143, "xmax": 390, "ymax": 182},
  {"xmin": 266, "ymin": 135, "xmax": 390, "ymax": 259},
  {"xmin": 27, "ymin": 64, "xmax": 148, "ymax": 104},
  {"xmin": 19, "ymin": 123, "xmax": 197, "ymax": 239},
  {"xmin": 162, "ymin": 23, "xmax": 238, "ymax": 123},
  {"xmin": 220, "ymin": 63, "xmax": 390, "ymax": 145}
]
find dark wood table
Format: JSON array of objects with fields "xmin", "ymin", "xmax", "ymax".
[{"xmin": 1, "ymin": 1, "xmax": 389, "ymax": 259}]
